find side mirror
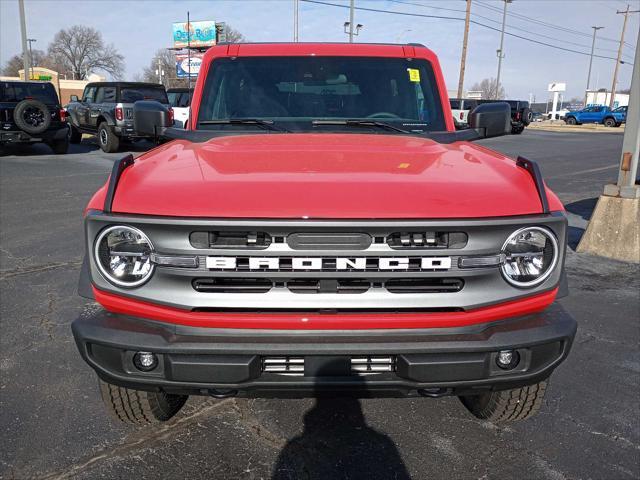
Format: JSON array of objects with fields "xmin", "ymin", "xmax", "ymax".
[
  {"xmin": 469, "ymin": 102, "xmax": 511, "ymax": 138},
  {"xmin": 70, "ymin": 95, "xmax": 79, "ymax": 102},
  {"xmin": 133, "ymin": 100, "xmax": 173, "ymax": 137}
]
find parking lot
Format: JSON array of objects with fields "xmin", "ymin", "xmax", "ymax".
[{"xmin": 1, "ymin": 130, "xmax": 638, "ymax": 479}]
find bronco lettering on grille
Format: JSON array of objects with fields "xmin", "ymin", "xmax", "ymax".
[{"xmin": 205, "ymin": 256, "xmax": 452, "ymax": 271}]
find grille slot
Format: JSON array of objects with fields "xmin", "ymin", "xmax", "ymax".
[
  {"xmin": 385, "ymin": 278, "xmax": 464, "ymax": 294},
  {"xmin": 287, "ymin": 279, "xmax": 370, "ymax": 294},
  {"xmin": 387, "ymin": 231, "xmax": 467, "ymax": 249},
  {"xmin": 351, "ymin": 356, "xmax": 396, "ymax": 374},
  {"xmin": 190, "ymin": 231, "xmax": 272, "ymax": 249},
  {"xmin": 263, "ymin": 356, "xmax": 304, "ymax": 375},
  {"xmin": 192, "ymin": 278, "xmax": 272, "ymax": 293},
  {"xmin": 287, "ymin": 233, "xmax": 372, "ymax": 250}
]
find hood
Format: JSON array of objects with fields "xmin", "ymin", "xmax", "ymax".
[{"xmin": 111, "ymin": 134, "xmax": 554, "ymax": 218}]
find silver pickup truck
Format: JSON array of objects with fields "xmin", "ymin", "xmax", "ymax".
[{"xmin": 66, "ymin": 82, "xmax": 171, "ymax": 152}]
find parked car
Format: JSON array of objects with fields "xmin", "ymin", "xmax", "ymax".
[
  {"xmin": 449, "ymin": 98, "xmax": 478, "ymax": 129},
  {"xmin": 66, "ymin": 82, "xmax": 172, "ymax": 152},
  {"xmin": 531, "ymin": 112, "xmax": 545, "ymax": 122},
  {"xmin": 563, "ymin": 105, "xmax": 625, "ymax": 127},
  {"xmin": 73, "ymin": 42, "xmax": 575, "ymax": 426},
  {"xmin": 0, "ymin": 80, "xmax": 69, "ymax": 154},
  {"xmin": 167, "ymin": 87, "xmax": 191, "ymax": 129},
  {"xmin": 612, "ymin": 105, "xmax": 628, "ymax": 123}
]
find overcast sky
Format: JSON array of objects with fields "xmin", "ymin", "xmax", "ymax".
[{"xmin": 1, "ymin": 0, "xmax": 638, "ymax": 102}]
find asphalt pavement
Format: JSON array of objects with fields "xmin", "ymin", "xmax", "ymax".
[{"xmin": 1, "ymin": 130, "xmax": 638, "ymax": 480}]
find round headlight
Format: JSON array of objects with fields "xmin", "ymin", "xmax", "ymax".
[
  {"xmin": 94, "ymin": 225, "xmax": 154, "ymax": 288},
  {"xmin": 501, "ymin": 226, "xmax": 558, "ymax": 288}
]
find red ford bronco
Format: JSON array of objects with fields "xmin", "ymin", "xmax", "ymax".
[{"xmin": 72, "ymin": 43, "xmax": 576, "ymax": 424}]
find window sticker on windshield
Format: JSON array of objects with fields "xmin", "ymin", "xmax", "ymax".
[{"xmin": 407, "ymin": 68, "xmax": 421, "ymax": 82}]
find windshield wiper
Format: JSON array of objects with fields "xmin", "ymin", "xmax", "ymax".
[
  {"xmin": 311, "ymin": 119, "xmax": 411, "ymax": 134},
  {"xmin": 199, "ymin": 119, "xmax": 289, "ymax": 132}
]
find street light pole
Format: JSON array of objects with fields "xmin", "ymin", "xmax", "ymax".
[
  {"xmin": 610, "ymin": 4, "xmax": 639, "ymax": 108},
  {"xmin": 348, "ymin": 0, "xmax": 355, "ymax": 43},
  {"xmin": 27, "ymin": 38, "xmax": 36, "ymax": 80},
  {"xmin": 18, "ymin": 0, "xmax": 30, "ymax": 82},
  {"xmin": 586, "ymin": 26, "xmax": 603, "ymax": 105},
  {"xmin": 495, "ymin": 0, "xmax": 511, "ymax": 99},
  {"xmin": 293, "ymin": 0, "xmax": 299, "ymax": 42},
  {"xmin": 457, "ymin": 0, "xmax": 472, "ymax": 100}
]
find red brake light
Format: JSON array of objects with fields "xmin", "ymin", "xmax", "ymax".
[
  {"xmin": 115, "ymin": 107, "xmax": 123, "ymax": 121},
  {"xmin": 459, "ymin": 112, "xmax": 464, "ymax": 120},
  {"xmin": 59, "ymin": 108, "xmax": 67, "ymax": 122},
  {"xmin": 168, "ymin": 107, "xmax": 174, "ymax": 125}
]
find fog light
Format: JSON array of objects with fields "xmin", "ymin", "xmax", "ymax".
[
  {"xmin": 496, "ymin": 350, "xmax": 520, "ymax": 370},
  {"xmin": 133, "ymin": 351, "xmax": 158, "ymax": 372}
]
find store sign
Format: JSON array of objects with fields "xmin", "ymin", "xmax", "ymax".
[
  {"xmin": 173, "ymin": 21, "xmax": 216, "ymax": 48},
  {"xmin": 176, "ymin": 52, "xmax": 204, "ymax": 78}
]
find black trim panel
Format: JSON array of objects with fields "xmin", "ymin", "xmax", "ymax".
[
  {"xmin": 516, "ymin": 156, "xmax": 550, "ymax": 214},
  {"xmin": 103, "ymin": 154, "xmax": 134, "ymax": 213}
]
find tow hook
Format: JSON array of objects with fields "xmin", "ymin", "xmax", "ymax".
[
  {"xmin": 418, "ymin": 388, "xmax": 453, "ymax": 398},
  {"xmin": 204, "ymin": 388, "xmax": 238, "ymax": 398}
]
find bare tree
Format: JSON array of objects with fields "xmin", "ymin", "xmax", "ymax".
[
  {"xmin": 223, "ymin": 25, "xmax": 246, "ymax": 43},
  {"xmin": 469, "ymin": 78, "xmax": 506, "ymax": 100},
  {"xmin": 47, "ymin": 26, "xmax": 124, "ymax": 80},
  {"xmin": 2, "ymin": 50, "xmax": 47, "ymax": 76},
  {"xmin": 141, "ymin": 49, "xmax": 187, "ymax": 88}
]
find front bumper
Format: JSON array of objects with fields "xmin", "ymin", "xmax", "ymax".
[{"xmin": 72, "ymin": 303, "xmax": 576, "ymax": 398}]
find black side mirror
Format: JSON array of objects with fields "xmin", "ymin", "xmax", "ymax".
[
  {"xmin": 469, "ymin": 102, "xmax": 511, "ymax": 138},
  {"xmin": 70, "ymin": 95, "xmax": 79, "ymax": 102},
  {"xmin": 133, "ymin": 100, "xmax": 173, "ymax": 137}
]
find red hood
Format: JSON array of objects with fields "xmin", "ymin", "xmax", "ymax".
[{"xmin": 109, "ymin": 134, "xmax": 560, "ymax": 218}]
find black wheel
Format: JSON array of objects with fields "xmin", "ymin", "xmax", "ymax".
[
  {"xmin": 565, "ymin": 116, "xmax": 577, "ymax": 126},
  {"xmin": 521, "ymin": 108, "xmax": 532, "ymax": 126},
  {"xmin": 459, "ymin": 380, "xmax": 548, "ymax": 423},
  {"xmin": 98, "ymin": 121, "xmax": 120, "ymax": 153},
  {"xmin": 69, "ymin": 125, "xmax": 82, "ymax": 144},
  {"xmin": 99, "ymin": 379, "xmax": 188, "ymax": 425},
  {"xmin": 511, "ymin": 125, "xmax": 524, "ymax": 134},
  {"xmin": 49, "ymin": 135, "xmax": 69, "ymax": 154},
  {"xmin": 13, "ymin": 99, "xmax": 51, "ymax": 135},
  {"xmin": 603, "ymin": 117, "xmax": 616, "ymax": 128}
]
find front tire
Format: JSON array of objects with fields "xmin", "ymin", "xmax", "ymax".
[
  {"xmin": 565, "ymin": 116, "xmax": 577, "ymax": 125},
  {"xmin": 459, "ymin": 380, "xmax": 548, "ymax": 423},
  {"xmin": 69, "ymin": 125, "xmax": 82, "ymax": 144},
  {"xmin": 98, "ymin": 122, "xmax": 120, "ymax": 153},
  {"xmin": 99, "ymin": 379, "xmax": 188, "ymax": 425},
  {"xmin": 603, "ymin": 117, "xmax": 616, "ymax": 128}
]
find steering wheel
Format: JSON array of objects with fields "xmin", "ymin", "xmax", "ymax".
[{"xmin": 366, "ymin": 112, "xmax": 401, "ymax": 119}]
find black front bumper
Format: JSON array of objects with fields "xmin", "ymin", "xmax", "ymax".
[{"xmin": 72, "ymin": 304, "xmax": 576, "ymax": 398}]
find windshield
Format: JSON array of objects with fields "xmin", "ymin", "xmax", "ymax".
[
  {"xmin": 120, "ymin": 86, "xmax": 168, "ymax": 103},
  {"xmin": 197, "ymin": 56, "xmax": 446, "ymax": 133},
  {"xmin": 0, "ymin": 82, "xmax": 59, "ymax": 104}
]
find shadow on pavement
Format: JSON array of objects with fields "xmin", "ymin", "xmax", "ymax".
[
  {"xmin": 271, "ymin": 363, "xmax": 411, "ymax": 480},
  {"xmin": 1, "ymin": 138, "xmax": 156, "ymax": 157},
  {"xmin": 564, "ymin": 197, "xmax": 598, "ymax": 250}
]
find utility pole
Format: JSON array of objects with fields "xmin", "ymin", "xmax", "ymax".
[
  {"xmin": 293, "ymin": 0, "xmax": 299, "ymax": 42},
  {"xmin": 27, "ymin": 38, "xmax": 36, "ymax": 80},
  {"xmin": 495, "ymin": 0, "xmax": 512, "ymax": 99},
  {"xmin": 610, "ymin": 5, "xmax": 639, "ymax": 108},
  {"xmin": 348, "ymin": 0, "xmax": 355, "ymax": 42},
  {"xmin": 586, "ymin": 26, "xmax": 603, "ymax": 105},
  {"xmin": 456, "ymin": 0, "xmax": 472, "ymax": 100},
  {"xmin": 18, "ymin": 0, "xmax": 30, "ymax": 82}
]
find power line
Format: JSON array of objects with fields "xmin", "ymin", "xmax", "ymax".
[
  {"xmin": 389, "ymin": 0, "xmax": 625, "ymax": 55},
  {"xmin": 474, "ymin": 0, "xmax": 635, "ymax": 49},
  {"xmin": 300, "ymin": 0, "xmax": 634, "ymax": 65}
]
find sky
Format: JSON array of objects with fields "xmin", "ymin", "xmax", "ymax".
[{"xmin": 1, "ymin": 0, "xmax": 638, "ymax": 103}]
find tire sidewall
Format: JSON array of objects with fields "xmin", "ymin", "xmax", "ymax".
[
  {"xmin": 566, "ymin": 117, "xmax": 577, "ymax": 125},
  {"xmin": 603, "ymin": 118, "xmax": 615, "ymax": 127},
  {"xmin": 98, "ymin": 122, "xmax": 119, "ymax": 153}
]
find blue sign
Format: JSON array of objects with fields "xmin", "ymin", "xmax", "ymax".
[{"xmin": 173, "ymin": 21, "xmax": 216, "ymax": 48}]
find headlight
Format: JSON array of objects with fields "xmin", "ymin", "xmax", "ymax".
[
  {"xmin": 501, "ymin": 226, "xmax": 558, "ymax": 288},
  {"xmin": 94, "ymin": 225, "xmax": 154, "ymax": 287}
]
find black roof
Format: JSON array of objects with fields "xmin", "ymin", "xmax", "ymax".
[
  {"xmin": 1, "ymin": 80, "xmax": 56, "ymax": 87},
  {"xmin": 167, "ymin": 87, "xmax": 190, "ymax": 93},
  {"xmin": 84, "ymin": 81, "xmax": 166, "ymax": 88}
]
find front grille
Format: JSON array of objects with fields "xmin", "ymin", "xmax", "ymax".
[
  {"xmin": 385, "ymin": 278, "xmax": 464, "ymax": 294},
  {"xmin": 193, "ymin": 278, "xmax": 272, "ymax": 293},
  {"xmin": 351, "ymin": 356, "xmax": 396, "ymax": 374},
  {"xmin": 387, "ymin": 231, "xmax": 468, "ymax": 249},
  {"xmin": 287, "ymin": 279, "xmax": 370, "ymax": 294},
  {"xmin": 263, "ymin": 356, "xmax": 304, "ymax": 375},
  {"xmin": 190, "ymin": 231, "xmax": 273, "ymax": 249}
]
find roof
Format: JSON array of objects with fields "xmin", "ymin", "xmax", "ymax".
[{"xmin": 84, "ymin": 81, "xmax": 166, "ymax": 88}]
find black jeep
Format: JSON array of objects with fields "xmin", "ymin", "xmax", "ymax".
[
  {"xmin": 66, "ymin": 82, "xmax": 170, "ymax": 153},
  {"xmin": 0, "ymin": 81, "xmax": 69, "ymax": 154}
]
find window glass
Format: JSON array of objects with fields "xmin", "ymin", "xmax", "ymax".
[
  {"xmin": 103, "ymin": 87, "xmax": 116, "ymax": 102},
  {"xmin": 95, "ymin": 87, "xmax": 105, "ymax": 104},
  {"xmin": 83, "ymin": 86, "xmax": 96, "ymax": 103},
  {"xmin": 197, "ymin": 56, "xmax": 446, "ymax": 132},
  {"xmin": 120, "ymin": 86, "xmax": 168, "ymax": 103},
  {"xmin": 0, "ymin": 82, "xmax": 59, "ymax": 103}
]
